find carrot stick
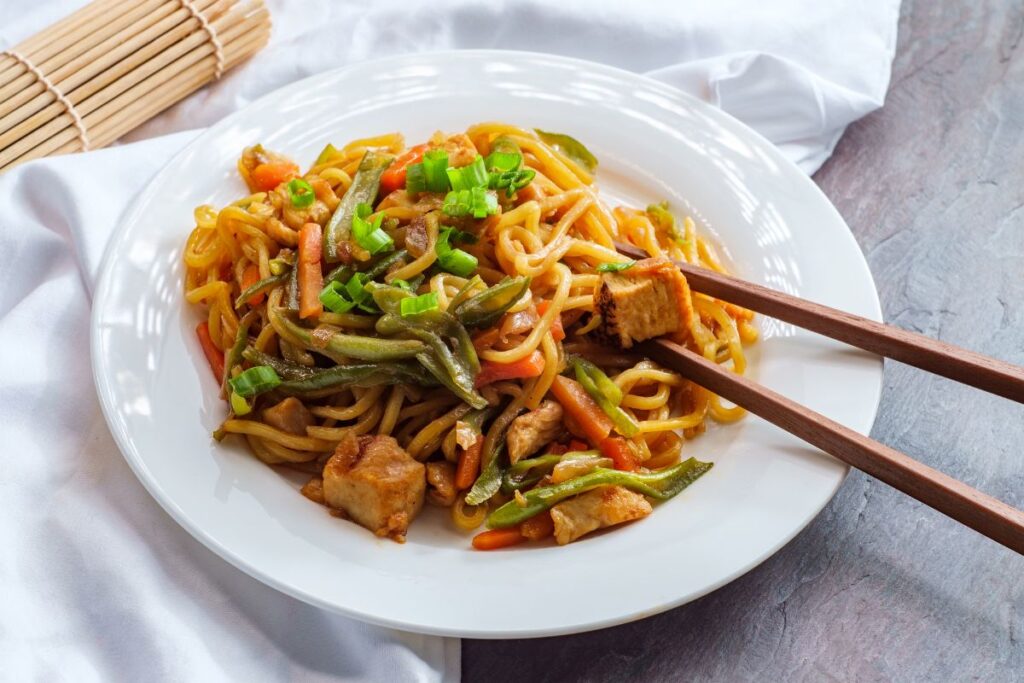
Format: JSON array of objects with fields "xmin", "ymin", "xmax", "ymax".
[
  {"xmin": 472, "ymin": 528, "xmax": 526, "ymax": 550},
  {"xmin": 475, "ymin": 350, "xmax": 545, "ymax": 388},
  {"xmin": 536, "ymin": 300, "xmax": 565, "ymax": 341},
  {"xmin": 380, "ymin": 143, "xmax": 429, "ymax": 195},
  {"xmin": 550, "ymin": 375, "xmax": 613, "ymax": 445},
  {"xmin": 241, "ymin": 264, "xmax": 265, "ymax": 307},
  {"xmin": 520, "ymin": 512, "xmax": 554, "ymax": 540},
  {"xmin": 298, "ymin": 222, "xmax": 323, "ymax": 319},
  {"xmin": 251, "ymin": 162, "xmax": 298, "ymax": 192},
  {"xmin": 196, "ymin": 321, "xmax": 224, "ymax": 381},
  {"xmin": 455, "ymin": 435, "xmax": 484, "ymax": 490}
]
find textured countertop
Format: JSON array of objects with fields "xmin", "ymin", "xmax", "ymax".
[{"xmin": 462, "ymin": 2, "xmax": 1024, "ymax": 680}]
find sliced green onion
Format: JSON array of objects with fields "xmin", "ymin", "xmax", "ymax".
[
  {"xmin": 287, "ymin": 178, "xmax": 315, "ymax": 208},
  {"xmin": 573, "ymin": 357, "xmax": 623, "ymax": 405},
  {"xmin": 447, "ymin": 155, "xmax": 489, "ymax": 191},
  {"xmin": 485, "ymin": 150, "xmax": 521, "ymax": 173},
  {"xmin": 230, "ymin": 391, "xmax": 252, "ymax": 416},
  {"xmin": 422, "ymin": 149, "xmax": 451, "ymax": 192},
  {"xmin": 597, "ymin": 260, "xmax": 635, "ymax": 273},
  {"xmin": 392, "ymin": 278, "xmax": 413, "ymax": 291},
  {"xmin": 435, "ymin": 226, "xmax": 479, "ymax": 277},
  {"xmin": 400, "ymin": 292, "xmax": 440, "ymax": 317},
  {"xmin": 351, "ymin": 202, "xmax": 394, "ymax": 255},
  {"xmin": 405, "ymin": 163, "xmax": 427, "ymax": 194},
  {"xmin": 488, "ymin": 168, "xmax": 535, "ymax": 197},
  {"xmin": 319, "ymin": 281, "xmax": 356, "ymax": 313},
  {"xmin": 442, "ymin": 187, "xmax": 498, "ymax": 219},
  {"xmin": 227, "ymin": 365, "xmax": 282, "ymax": 398}
]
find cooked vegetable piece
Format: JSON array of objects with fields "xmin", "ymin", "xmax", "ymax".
[
  {"xmin": 596, "ymin": 260, "xmax": 634, "ymax": 273},
  {"xmin": 323, "ymin": 150, "xmax": 394, "ymax": 263},
  {"xmin": 534, "ymin": 129, "xmax": 598, "ymax": 173},
  {"xmin": 549, "ymin": 375, "xmax": 613, "ymax": 445},
  {"xmin": 351, "ymin": 203, "xmax": 394, "ymax": 255},
  {"xmin": 235, "ymin": 270, "xmax": 288, "ymax": 309},
  {"xmin": 298, "ymin": 222, "xmax": 324, "ymax": 319},
  {"xmin": 646, "ymin": 201, "xmax": 687, "ymax": 244},
  {"xmin": 251, "ymin": 161, "xmax": 299, "ymax": 192},
  {"xmin": 196, "ymin": 321, "xmax": 224, "ymax": 381},
  {"xmin": 453, "ymin": 276, "xmax": 531, "ymax": 328},
  {"xmin": 520, "ymin": 512, "xmax": 554, "ymax": 540},
  {"xmin": 228, "ymin": 365, "xmax": 282, "ymax": 398},
  {"xmin": 287, "ymin": 178, "xmax": 315, "ymax": 208},
  {"xmin": 380, "ymin": 143, "xmax": 429, "ymax": 195},
  {"xmin": 475, "ymin": 351, "xmax": 545, "ymax": 388},
  {"xmin": 486, "ymin": 458, "xmax": 713, "ymax": 529},
  {"xmin": 400, "ymin": 292, "xmax": 440, "ymax": 317},
  {"xmin": 271, "ymin": 307, "xmax": 425, "ymax": 360},
  {"xmin": 472, "ymin": 528, "xmax": 525, "ymax": 550},
  {"xmin": 456, "ymin": 435, "xmax": 484, "ymax": 490},
  {"xmin": 435, "ymin": 227, "xmax": 479, "ymax": 276},
  {"xmin": 599, "ymin": 436, "xmax": 641, "ymax": 472},
  {"xmin": 223, "ymin": 309, "xmax": 259, "ymax": 389},
  {"xmin": 535, "ymin": 300, "xmax": 565, "ymax": 341},
  {"xmin": 276, "ymin": 361, "xmax": 438, "ymax": 395},
  {"xmin": 573, "ymin": 359, "xmax": 638, "ymax": 437}
]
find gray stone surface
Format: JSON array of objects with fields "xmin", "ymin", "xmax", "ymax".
[{"xmin": 462, "ymin": 2, "xmax": 1024, "ymax": 680}]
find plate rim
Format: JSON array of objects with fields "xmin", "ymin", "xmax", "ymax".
[{"xmin": 90, "ymin": 49, "xmax": 883, "ymax": 638}]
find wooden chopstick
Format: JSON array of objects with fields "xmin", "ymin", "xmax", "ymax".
[
  {"xmin": 639, "ymin": 338, "xmax": 1024, "ymax": 555},
  {"xmin": 615, "ymin": 242, "xmax": 1024, "ymax": 403}
]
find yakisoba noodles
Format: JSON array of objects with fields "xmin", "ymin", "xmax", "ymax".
[{"xmin": 184, "ymin": 123, "xmax": 757, "ymax": 548}]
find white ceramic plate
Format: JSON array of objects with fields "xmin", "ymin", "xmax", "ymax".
[{"xmin": 91, "ymin": 51, "xmax": 882, "ymax": 638}]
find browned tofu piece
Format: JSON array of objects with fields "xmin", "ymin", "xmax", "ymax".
[
  {"xmin": 322, "ymin": 433, "xmax": 425, "ymax": 542},
  {"xmin": 595, "ymin": 257, "xmax": 693, "ymax": 348},
  {"xmin": 262, "ymin": 397, "xmax": 315, "ymax": 435},
  {"xmin": 507, "ymin": 400, "xmax": 564, "ymax": 464},
  {"xmin": 550, "ymin": 485, "xmax": 653, "ymax": 545}
]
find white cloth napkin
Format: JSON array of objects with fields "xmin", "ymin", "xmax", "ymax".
[{"xmin": 0, "ymin": 1, "xmax": 899, "ymax": 681}]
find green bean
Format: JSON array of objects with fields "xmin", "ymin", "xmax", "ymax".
[
  {"xmin": 234, "ymin": 272, "xmax": 289, "ymax": 309},
  {"xmin": 465, "ymin": 396, "xmax": 526, "ymax": 505},
  {"xmin": 223, "ymin": 310, "xmax": 259, "ymax": 388},
  {"xmin": 573, "ymin": 359, "xmax": 639, "ymax": 437},
  {"xmin": 272, "ymin": 307, "xmax": 424, "ymax": 361},
  {"xmin": 453, "ymin": 276, "xmax": 530, "ymax": 328},
  {"xmin": 487, "ymin": 458, "xmax": 713, "ymax": 528},
  {"xmin": 323, "ymin": 150, "xmax": 394, "ymax": 263},
  {"xmin": 277, "ymin": 361, "xmax": 437, "ymax": 395},
  {"xmin": 241, "ymin": 347, "xmax": 318, "ymax": 380}
]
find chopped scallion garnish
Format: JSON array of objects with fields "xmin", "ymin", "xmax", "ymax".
[
  {"xmin": 485, "ymin": 150, "xmax": 522, "ymax": 173},
  {"xmin": 435, "ymin": 226, "xmax": 479, "ymax": 277},
  {"xmin": 351, "ymin": 203, "xmax": 394, "ymax": 255},
  {"xmin": 442, "ymin": 186, "xmax": 498, "ymax": 219},
  {"xmin": 447, "ymin": 155, "xmax": 489, "ymax": 191},
  {"xmin": 422, "ymin": 149, "xmax": 451, "ymax": 192},
  {"xmin": 405, "ymin": 163, "xmax": 427, "ymax": 194},
  {"xmin": 287, "ymin": 178, "xmax": 315, "ymax": 208},
  {"xmin": 400, "ymin": 291, "xmax": 440, "ymax": 317},
  {"xmin": 227, "ymin": 365, "xmax": 281, "ymax": 398},
  {"xmin": 319, "ymin": 281, "xmax": 356, "ymax": 313}
]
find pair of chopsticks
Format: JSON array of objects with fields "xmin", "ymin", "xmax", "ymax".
[{"xmin": 614, "ymin": 242, "xmax": 1024, "ymax": 555}]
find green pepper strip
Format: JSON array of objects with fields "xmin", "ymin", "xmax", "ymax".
[
  {"xmin": 487, "ymin": 458, "xmax": 713, "ymax": 529},
  {"xmin": 223, "ymin": 310, "xmax": 260, "ymax": 389},
  {"xmin": 465, "ymin": 396, "xmax": 526, "ymax": 505},
  {"xmin": 573, "ymin": 359, "xmax": 639, "ymax": 437},
  {"xmin": 502, "ymin": 450, "xmax": 600, "ymax": 493},
  {"xmin": 241, "ymin": 347, "xmax": 318, "ymax": 380},
  {"xmin": 234, "ymin": 272, "xmax": 289, "ymax": 309},
  {"xmin": 285, "ymin": 261, "xmax": 300, "ymax": 310},
  {"xmin": 323, "ymin": 150, "xmax": 394, "ymax": 264},
  {"xmin": 452, "ymin": 276, "xmax": 531, "ymax": 328},
  {"xmin": 277, "ymin": 361, "xmax": 438, "ymax": 396},
  {"xmin": 572, "ymin": 357, "xmax": 623, "ymax": 405},
  {"xmin": 270, "ymin": 306, "xmax": 425, "ymax": 361}
]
